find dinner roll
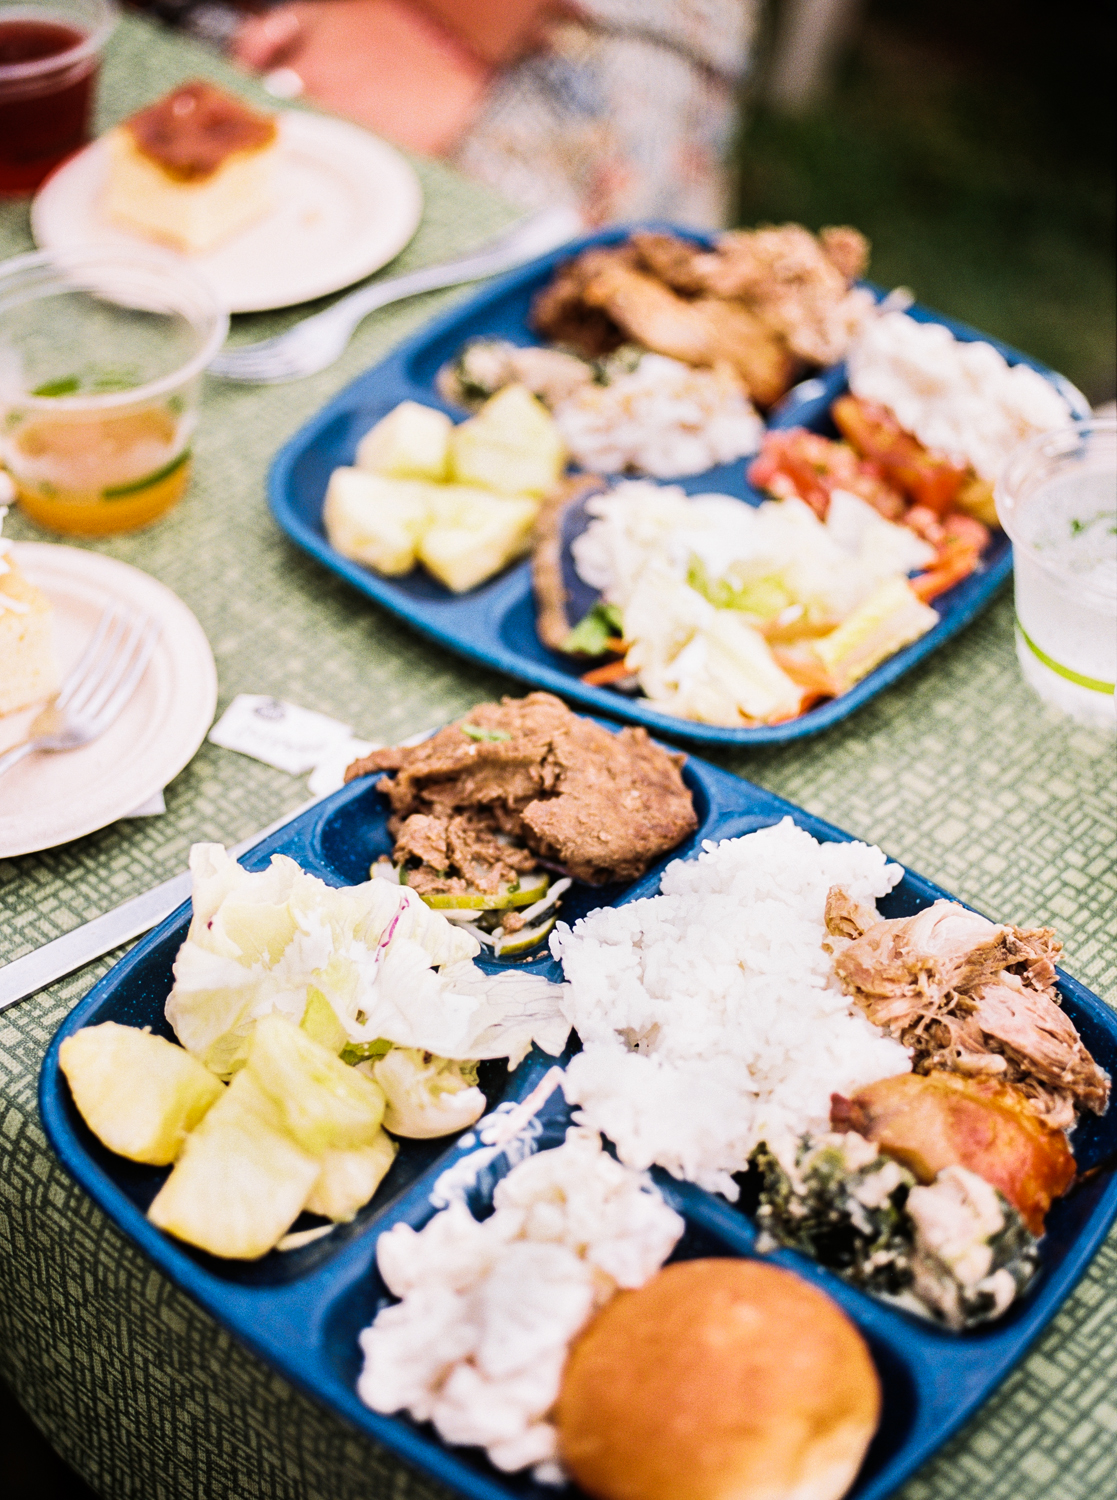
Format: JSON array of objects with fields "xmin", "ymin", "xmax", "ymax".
[{"xmin": 556, "ymin": 1257, "xmax": 880, "ymax": 1500}]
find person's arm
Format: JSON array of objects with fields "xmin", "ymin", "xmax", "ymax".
[
  {"xmin": 229, "ymin": 0, "xmax": 567, "ymax": 154},
  {"xmin": 230, "ymin": 0, "xmax": 496, "ymax": 154},
  {"xmin": 410, "ymin": 0, "xmax": 565, "ymax": 65}
]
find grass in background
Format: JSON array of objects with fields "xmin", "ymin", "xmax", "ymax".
[{"xmin": 734, "ymin": 1, "xmax": 1116, "ymax": 402}]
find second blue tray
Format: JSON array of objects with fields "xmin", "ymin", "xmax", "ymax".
[{"xmin": 267, "ymin": 224, "xmax": 1087, "ymax": 746}]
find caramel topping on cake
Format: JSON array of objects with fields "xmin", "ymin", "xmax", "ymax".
[{"xmin": 124, "ymin": 81, "xmax": 278, "ymax": 182}]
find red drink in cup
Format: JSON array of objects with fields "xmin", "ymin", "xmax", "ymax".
[{"xmin": 0, "ymin": 0, "xmax": 117, "ymax": 195}]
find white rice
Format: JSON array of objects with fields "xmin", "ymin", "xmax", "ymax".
[
  {"xmin": 552, "ymin": 818, "xmax": 912, "ymax": 1199},
  {"xmin": 553, "ymin": 354, "xmax": 764, "ymax": 478}
]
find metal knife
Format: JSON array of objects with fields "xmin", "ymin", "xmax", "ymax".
[{"xmin": 0, "ymin": 798, "xmax": 319, "ymax": 1014}]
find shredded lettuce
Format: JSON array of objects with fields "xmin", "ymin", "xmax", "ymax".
[
  {"xmin": 166, "ymin": 845, "xmax": 568, "ymax": 1076},
  {"xmin": 686, "ymin": 554, "xmax": 793, "ymax": 619},
  {"xmin": 561, "ymin": 602, "xmax": 625, "ymax": 656},
  {"xmin": 569, "ymin": 480, "xmax": 938, "ymax": 722}
]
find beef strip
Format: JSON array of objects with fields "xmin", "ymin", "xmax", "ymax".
[
  {"xmin": 825, "ymin": 887, "xmax": 1111, "ymax": 1125},
  {"xmin": 345, "ymin": 693, "xmax": 697, "ymax": 893}
]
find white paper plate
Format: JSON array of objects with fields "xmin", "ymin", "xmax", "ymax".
[
  {"xmin": 0, "ymin": 544, "xmax": 217, "ymax": 857},
  {"xmin": 31, "ymin": 111, "xmax": 424, "ymax": 313}
]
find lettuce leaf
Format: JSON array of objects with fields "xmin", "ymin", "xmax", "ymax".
[{"xmin": 166, "ymin": 845, "xmax": 566, "ymax": 1076}]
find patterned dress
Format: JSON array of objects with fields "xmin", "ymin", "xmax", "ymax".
[{"xmin": 452, "ymin": 1, "xmax": 757, "ymax": 229}]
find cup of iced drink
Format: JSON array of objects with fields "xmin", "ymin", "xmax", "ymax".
[
  {"xmin": 0, "ymin": 245, "xmax": 228, "ymax": 534},
  {"xmin": 996, "ymin": 419, "xmax": 1116, "ymax": 733},
  {"xmin": 0, "ymin": 0, "xmax": 117, "ymax": 195}
]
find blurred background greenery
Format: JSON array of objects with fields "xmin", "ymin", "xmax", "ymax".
[{"xmin": 735, "ymin": 0, "xmax": 1115, "ymax": 404}]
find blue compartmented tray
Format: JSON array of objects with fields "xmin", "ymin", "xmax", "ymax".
[
  {"xmin": 267, "ymin": 224, "xmax": 1088, "ymax": 747},
  {"xmin": 40, "ymin": 750, "xmax": 1117, "ymax": 1500}
]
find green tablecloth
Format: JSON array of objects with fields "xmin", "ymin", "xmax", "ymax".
[{"xmin": 1, "ymin": 17, "xmax": 1115, "ymax": 1500}]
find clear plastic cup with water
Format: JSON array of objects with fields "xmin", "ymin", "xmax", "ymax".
[{"xmin": 995, "ymin": 420, "xmax": 1116, "ymax": 733}]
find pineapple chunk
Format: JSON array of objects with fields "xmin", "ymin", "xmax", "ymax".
[
  {"xmin": 323, "ymin": 468, "xmax": 432, "ymax": 575},
  {"xmin": 305, "ymin": 1129, "xmax": 398, "ymax": 1222},
  {"xmin": 149, "ymin": 1069, "xmax": 320, "ymax": 1259},
  {"xmin": 59, "ymin": 1022, "xmax": 224, "ymax": 1166},
  {"xmin": 356, "ymin": 400, "xmax": 452, "ymax": 481},
  {"xmin": 246, "ymin": 1015, "xmax": 386, "ymax": 1153},
  {"xmin": 448, "ymin": 383, "xmax": 566, "ymax": 496},
  {"xmin": 419, "ymin": 487, "xmax": 538, "ymax": 593},
  {"xmin": 811, "ymin": 576, "xmax": 938, "ymax": 694}
]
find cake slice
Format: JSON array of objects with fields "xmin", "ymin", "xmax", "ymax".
[
  {"xmin": 0, "ymin": 511, "xmax": 59, "ymax": 716},
  {"xmin": 105, "ymin": 80, "xmax": 279, "ymax": 254}
]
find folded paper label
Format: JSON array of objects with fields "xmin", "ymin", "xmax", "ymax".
[{"xmin": 208, "ymin": 695, "xmax": 355, "ymax": 775}]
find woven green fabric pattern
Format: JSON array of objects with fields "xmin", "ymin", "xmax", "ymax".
[{"xmin": 1, "ymin": 17, "xmax": 1115, "ymax": 1500}]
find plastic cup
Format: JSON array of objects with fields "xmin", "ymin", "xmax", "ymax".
[
  {"xmin": 995, "ymin": 419, "xmax": 1116, "ymax": 733},
  {"xmin": 0, "ymin": 245, "xmax": 228, "ymax": 534},
  {"xmin": 0, "ymin": 0, "xmax": 117, "ymax": 195}
]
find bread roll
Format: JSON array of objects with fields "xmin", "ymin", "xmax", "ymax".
[{"xmin": 556, "ymin": 1258, "xmax": 880, "ymax": 1500}]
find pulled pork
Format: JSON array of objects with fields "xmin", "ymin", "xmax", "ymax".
[
  {"xmin": 344, "ymin": 694, "xmax": 696, "ymax": 897},
  {"xmin": 825, "ymin": 889, "xmax": 1110, "ymax": 1130}
]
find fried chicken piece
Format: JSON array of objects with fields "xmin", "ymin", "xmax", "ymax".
[
  {"xmin": 530, "ymin": 248, "xmax": 630, "ymax": 357},
  {"xmin": 819, "ymin": 225, "xmax": 871, "ymax": 282},
  {"xmin": 831, "ymin": 1071, "xmax": 1076, "ymax": 1235},
  {"xmin": 825, "ymin": 889, "xmax": 1111, "ymax": 1125},
  {"xmin": 577, "ymin": 255, "xmax": 794, "ymax": 406},
  {"xmin": 693, "ymin": 223, "xmax": 874, "ymax": 365},
  {"xmin": 345, "ymin": 693, "xmax": 696, "ymax": 890},
  {"xmin": 627, "ymin": 231, "xmax": 710, "ymax": 295},
  {"xmin": 533, "ymin": 224, "xmax": 872, "ymax": 405}
]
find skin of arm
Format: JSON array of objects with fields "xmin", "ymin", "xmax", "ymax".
[{"xmin": 230, "ymin": 0, "xmax": 569, "ymax": 154}]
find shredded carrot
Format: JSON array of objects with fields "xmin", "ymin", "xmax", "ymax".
[
  {"xmin": 911, "ymin": 552, "xmax": 979, "ymax": 602},
  {"xmin": 581, "ymin": 658, "xmax": 635, "ymax": 687}
]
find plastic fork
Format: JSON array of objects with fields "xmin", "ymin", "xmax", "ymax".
[
  {"xmin": 0, "ymin": 605, "xmax": 160, "ymax": 780},
  {"xmin": 206, "ymin": 204, "xmax": 585, "ymax": 385}
]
